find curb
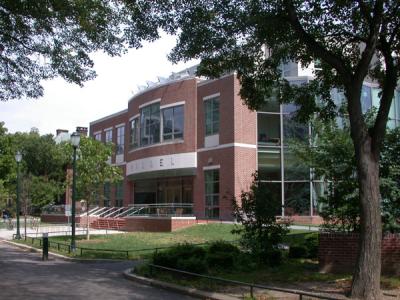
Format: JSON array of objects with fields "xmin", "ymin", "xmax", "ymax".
[
  {"xmin": 2, "ymin": 240, "xmax": 131, "ymax": 263},
  {"xmin": 123, "ymin": 268, "xmax": 239, "ymax": 300}
]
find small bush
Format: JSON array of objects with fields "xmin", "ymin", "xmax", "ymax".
[
  {"xmin": 207, "ymin": 251, "xmax": 236, "ymax": 269},
  {"xmin": 208, "ymin": 240, "xmax": 240, "ymax": 255},
  {"xmin": 153, "ymin": 243, "xmax": 206, "ymax": 268},
  {"xmin": 176, "ymin": 256, "xmax": 208, "ymax": 274},
  {"xmin": 266, "ymin": 249, "xmax": 283, "ymax": 267},
  {"xmin": 288, "ymin": 245, "xmax": 308, "ymax": 258},
  {"xmin": 304, "ymin": 234, "xmax": 319, "ymax": 258}
]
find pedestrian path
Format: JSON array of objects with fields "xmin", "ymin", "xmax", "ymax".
[{"xmin": 0, "ymin": 223, "xmax": 124, "ymax": 240}]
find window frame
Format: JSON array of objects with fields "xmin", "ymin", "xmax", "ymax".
[
  {"xmin": 204, "ymin": 96, "xmax": 220, "ymax": 136},
  {"xmin": 162, "ymin": 105, "xmax": 184, "ymax": 141},
  {"xmin": 204, "ymin": 168, "xmax": 220, "ymax": 219}
]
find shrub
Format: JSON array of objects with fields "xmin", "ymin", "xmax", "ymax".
[
  {"xmin": 288, "ymin": 245, "xmax": 308, "ymax": 258},
  {"xmin": 152, "ymin": 243, "xmax": 206, "ymax": 269},
  {"xmin": 176, "ymin": 256, "xmax": 208, "ymax": 274},
  {"xmin": 206, "ymin": 241, "xmax": 240, "ymax": 270},
  {"xmin": 304, "ymin": 234, "xmax": 319, "ymax": 258},
  {"xmin": 208, "ymin": 240, "xmax": 240, "ymax": 255},
  {"xmin": 266, "ymin": 249, "xmax": 283, "ymax": 267}
]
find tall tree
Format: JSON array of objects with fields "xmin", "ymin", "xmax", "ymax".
[
  {"xmin": 0, "ymin": 0, "xmax": 159, "ymax": 101},
  {"xmin": 132, "ymin": 1, "xmax": 400, "ymax": 298},
  {"xmin": 63, "ymin": 136, "xmax": 122, "ymax": 239}
]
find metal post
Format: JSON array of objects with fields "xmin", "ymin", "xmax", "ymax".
[
  {"xmin": 15, "ymin": 161, "xmax": 21, "ymax": 239},
  {"xmin": 71, "ymin": 146, "xmax": 77, "ymax": 252}
]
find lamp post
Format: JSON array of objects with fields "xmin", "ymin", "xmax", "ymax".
[
  {"xmin": 15, "ymin": 151, "xmax": 22, "ymax": 239},
  {"xmin": 70, "ymin": 132, "xmax": 80, "ymax": 251}
]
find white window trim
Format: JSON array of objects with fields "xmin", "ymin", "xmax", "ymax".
[
  {"xmin": 138, "ymin": 98, "xmax": 161, "ymax": 109},
  {"xmin": 203, "ymin": 165, "xmax": 220, "ymax": 170},
  {"xmin": 93, "ymin": 131, "xmax": 101, "ymax": 136},
  {"xmin": 116, "ymin": 123, "xmax": 125, "ymax": 128},
  {"xmin": 197, "ymin": 143, "xmax": 257, "ymax": 152},
  {"xmin": 104, "ymin": 127, "xmax": 113, "ymax": 132},
  {"xmin": 203, "ymin": 93, "xmax": 220, "ymax": 101},
  {"xmin": 129, "ymin": 114, "xmax": 140, "ymax": 121},
  {"xmin": 160, "ymin": 101, "xmax": 185, "ymax": 110}
]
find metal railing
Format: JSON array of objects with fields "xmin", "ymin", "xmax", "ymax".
[
  {"xmin": 15, "ymin": 235, "xmax": 238, "ymax": 260},
  {"xmin": 148, "ymin": 264, "xmax": 341, "ymax": 300},
  {"xmin": 125, "ymin": 203, "xmax": 193, "ymax": 217}
]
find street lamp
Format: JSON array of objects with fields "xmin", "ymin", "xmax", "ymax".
[
  {"xmin": 15, "ymin": 151, "xmax": 22, "ymax": 239},
  {"xmin": 70, "ymin": 132, "xmax": 80, "ymax": 251}
]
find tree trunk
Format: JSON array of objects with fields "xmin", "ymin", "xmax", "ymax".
[
  {"xmin": 86, "ymin": 206, "xmax": 90, "ymax": 240},
  {"xmin": 351, "ymin": 138, "xmax": 382, "ymax": 300}
]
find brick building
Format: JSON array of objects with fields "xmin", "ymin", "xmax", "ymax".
[{"xmin": 89, "ymin": 65, "xmax": 400, "ymax": 224}]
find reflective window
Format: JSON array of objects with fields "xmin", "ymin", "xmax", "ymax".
[
  {"xmin": 103, "ymin": 183, "xmax": 111, "ymax": 207},
  {"xmin": 116, "ymin": 126, "xmax": 125, "ymax": 155},
  {"xmin": 134, "ymin": 180, "xmax": 157, "ymax": 204},
  {"xmin": 396, "ymin": 90, "xmax": 400, "ymax": 121},
  {"xmin": 204, "ymin": 97, "xmax": 219, "ymax": 136},
  {"xmin": 94, "ymin": 133, "xmax": 101, "ymax": 141},
  {"xmin": 115, "ymin": 181, "xmax": 124, "ymax": 207},
  {"xmin": 258, "ymin": 114, "xmax": 281, "ymax": 146},
  {"xmin": 105, "ymin": 129, "xmax": 113, "ymax": 143},
  {"xmin": 284, "ymin": 150, "xmax": 309, "ymax": 180},
  {"xmin": 205, "ymin": 169, "xmax": 219, "ymax": 218},
  {"xmin": 312, "ymin": 182, "xmax": 326, "ymax": 216},
  {"xmin": 361, "ymin": 85, "xmax": 372, "ymax": 113},
  {"xmin": 283, "ymin": 114, "xmax": 308, "ymax": 143},
  {"xmin": 258, "ymin": 150, "xmax": 281, "ymax": 180},
  {"xmin": 162, "ymin": 105, "xmax": 184, "ymax": 141},
  {"xmin": 284, "ymin": 182, "xmax": 310, "ymax": 216},
  {"xmin": 259, "ymin": 99, "xmax": 280, "ymax": 112},
  {"xmin": 129, "ymin": 118, "xmax": 139, "ymax": 149},
  {"xmin": 140, "ymin": 103, "xmax": 160, "ymax": 146}
]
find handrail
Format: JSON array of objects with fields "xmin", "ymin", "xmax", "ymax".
[
  {"xmin": 148, "ymin": 264, "xmax": 341, "ymax": 300},
  {"xmin": 115, "ymin": 206, "xmax": 137, "ymax": 218},
  {"xmin": 89, "ymin": 206, "xmax": 108, "ymax": 216},
  {"xmin": 97, "ymin": 207, "xmax": 115, "ymax": 217},
  {"xmin": 103, "ymin": 207, "xmax": 124, "ymax": 218}
]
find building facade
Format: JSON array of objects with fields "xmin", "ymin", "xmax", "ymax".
[{"xmin": 89, "ymin": 65, "xmax": 400, "ymax": 223}]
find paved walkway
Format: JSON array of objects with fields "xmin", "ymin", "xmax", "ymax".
[{"xmin": 0, "ymin": 241, "xmax": 195, "ymax": 300}]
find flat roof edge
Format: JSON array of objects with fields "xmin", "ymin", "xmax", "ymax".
[{"xmin": 89, "ymin": 109, "xmax": 128, "ymax": 126}]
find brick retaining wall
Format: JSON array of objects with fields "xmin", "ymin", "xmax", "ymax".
[
  {"xmin": 319, "ymin": 233, "xmax": 400, "ymax": 275},
  {"xmin": 124, "ymin": 217, "xmax": 197, "ymax": 232}
]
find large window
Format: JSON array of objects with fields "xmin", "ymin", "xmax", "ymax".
[
  {"xmin": 258, "ymin": 113, "xmax": 281, "ymax": 145},
  {"xmin": 115, "ymin": 181, "xmax": 124, "ymax": 207},
  {"xmin": 162, "ymin": 105, "xmax": 184, "ymax": 141},
  {"xmin": 94, "ymin": 133, "xmax": 101, "ymax": 141},
  {"xmin": 103, "ymin": 183, "xmax": 111, "ymax": 207},
  {"xmin": 129, "ymin": 118, "xmax": 139, "ymax": 149},
  {"xmin": 204, "ymin": 96, "xmax": 219, "ymax": 136},
  {"xmin": 204, "ymin": 169, "xmax": 219, "ymax": 218},
  {"xmin": 116, "ymin": 126, "xmax": 125, "ymax": 154},
  {"xmin": 258, "ymin": 150, "xmax": 281, "ymax": 180},
  {"xmin": 105, "ymin": 129, "xmax": 113, "ymax": 143},
  {"xmin": 140, "ymin": 103, "xmax": 160, "ymax": 146}
]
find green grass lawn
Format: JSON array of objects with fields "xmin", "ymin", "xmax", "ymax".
[{"xmin": 18, "ymin": 223, "xmax": 241, "ymax": 259}]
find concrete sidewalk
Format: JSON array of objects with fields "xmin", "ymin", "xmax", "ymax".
[{"xmin": 0, "ymin": 224, "xmax": 124, "ymax": 240}]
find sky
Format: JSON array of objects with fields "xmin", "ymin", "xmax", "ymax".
[{"xmin": 0, "ymin": 33, "xmax": 199, "ymax": 135}]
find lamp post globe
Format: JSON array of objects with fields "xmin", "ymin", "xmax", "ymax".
[
  {"xmin": 70, "ymin": 132, "xmax": 80, "ymax": 251},
  {"xmin": 15, "ymin": 151, "xmax": 22, "ymax": 239}
]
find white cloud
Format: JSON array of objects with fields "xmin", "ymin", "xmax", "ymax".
[{"xmin": 0, "ymin": 33, "xmax": 199, "ymax": 135}]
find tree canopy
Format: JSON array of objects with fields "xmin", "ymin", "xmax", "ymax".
[
  {"xmin": 138, "ymin": 1, "xmax": 399, "ymax": 298},
  {"xmin": 0, "ymin": 0, "xmax": 160, "ymax": 101}
]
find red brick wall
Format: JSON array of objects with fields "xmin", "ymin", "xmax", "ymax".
[
  {"xmin": 124, "ymin": 217, "xmax": 196, "ymax": 232},
  {"xmin": 126, "ymin": 78, "xmax": 197, "ymax": 161},
  {"xmin": 319, "ymin": 233, "xmax": 400, "ymax": 276},
  {"xmin": 41, "ymin": 214, "xmax": 81, "ymax": 224}
]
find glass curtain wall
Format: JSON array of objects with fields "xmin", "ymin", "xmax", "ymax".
[{"xmin": 257, "ymin": 84, "xmax": 400, "ymax": 217}]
